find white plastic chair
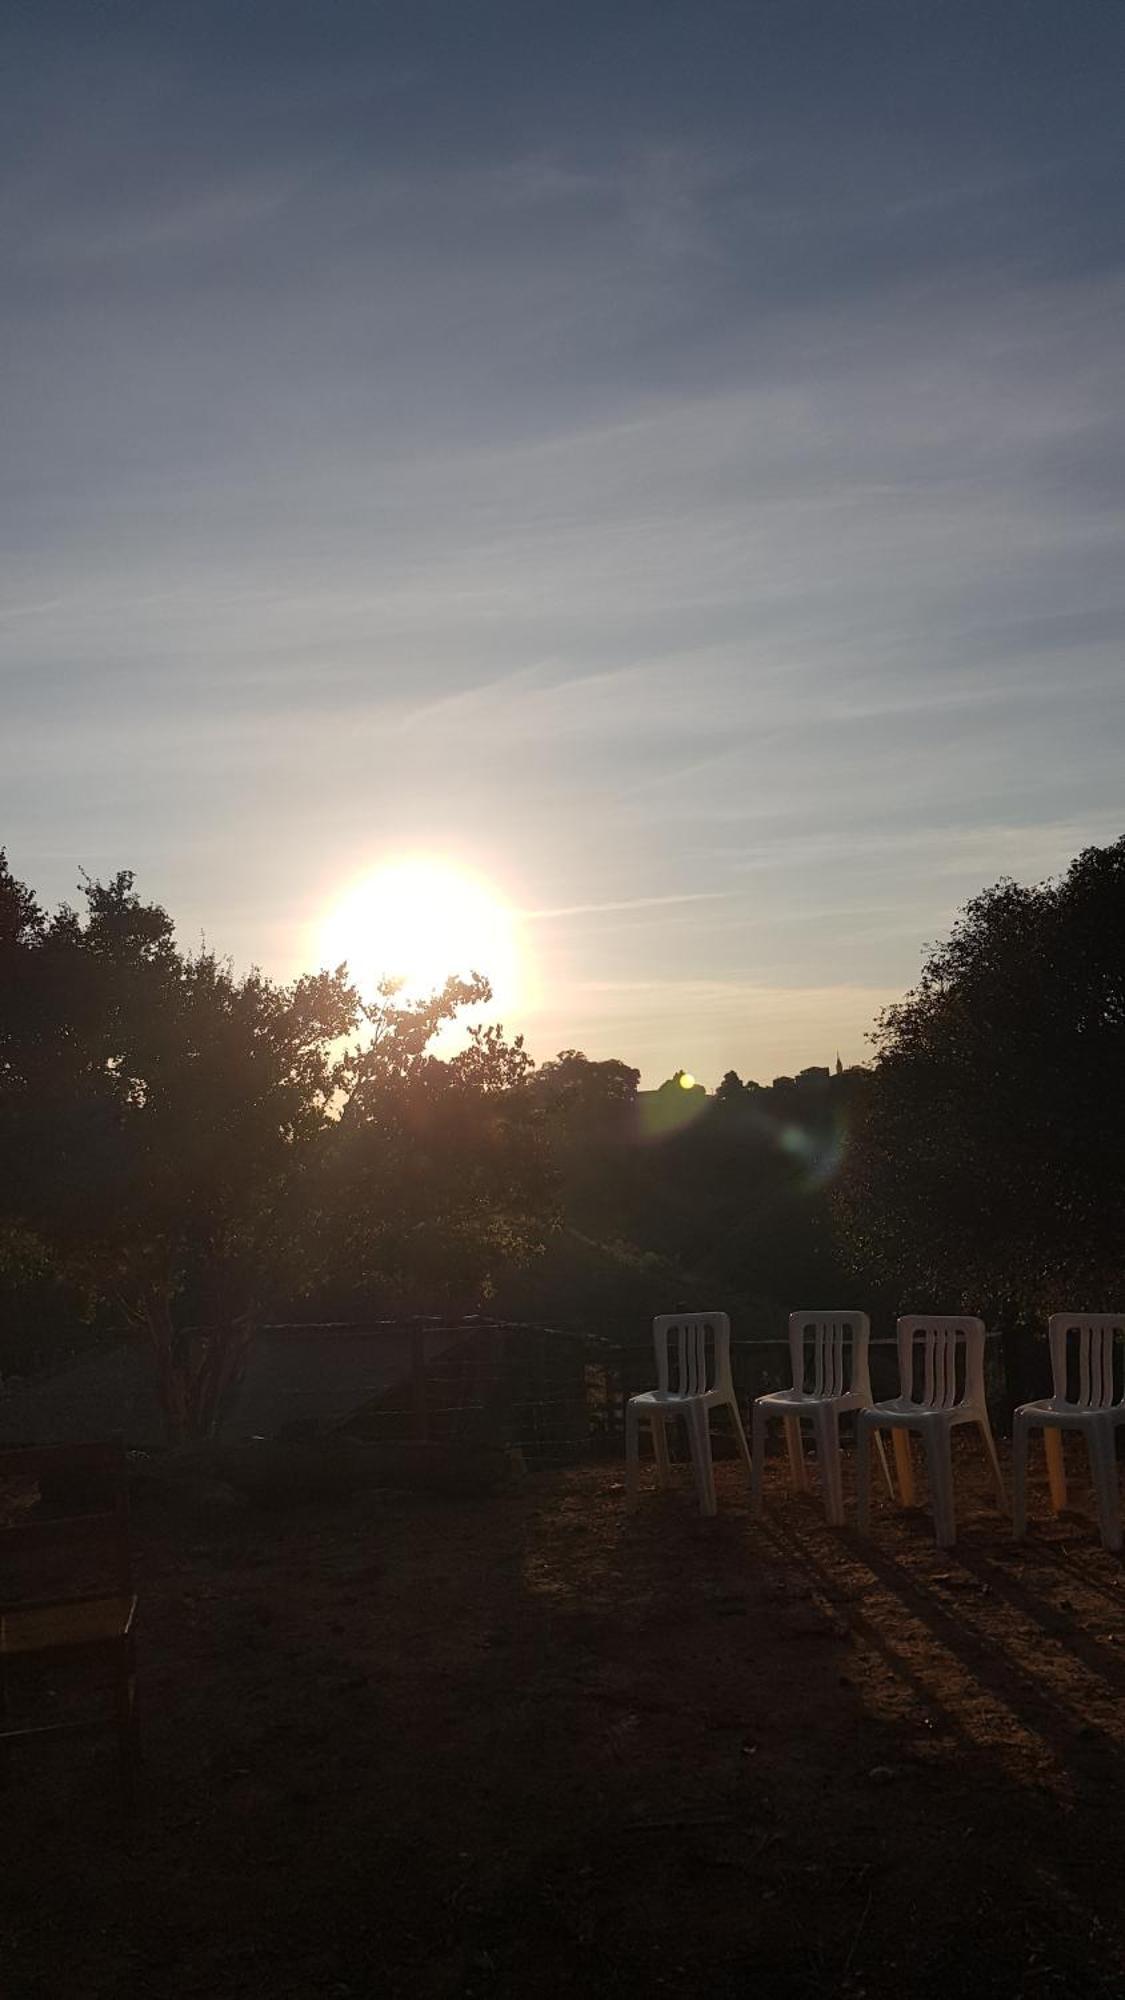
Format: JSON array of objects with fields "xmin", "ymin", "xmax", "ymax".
[
  {"xmin": 625, "ymin": 1312, "xmax": 751, "ymax": 1517},
  {"xmin": 1013, "ymin": 1314, "xmax": 1125, "ymax": 1552},
  {"xmin": 857, "ymin": 1316, "xmax": 1006, "ymax": 1547},
  {"xmin": 750, "ymin": 1311, "xmax": 895, "ymax": 1526}
]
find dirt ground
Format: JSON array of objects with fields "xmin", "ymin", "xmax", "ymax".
[{"xmin": 5, "ymin": 1434, "xmax": 1125, "ymax": 1999}]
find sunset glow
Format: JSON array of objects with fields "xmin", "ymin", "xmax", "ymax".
[{"xmin": 320, "ymin": 859, "xmax": 521, "ymax": 1014}]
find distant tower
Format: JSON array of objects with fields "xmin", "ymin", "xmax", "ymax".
[{"xmin": 835, "ymin": 1051, "xmax": 843, "ymax": 1076}]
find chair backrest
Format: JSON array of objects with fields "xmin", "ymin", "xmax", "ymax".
[
  {"xmin": 788, "ymin": 1312, "xmax": 872, "ymax": 1399},
  {"xmin": 1048, "ymin": 1314, "xmax": 1125, "ymax": 1410},
  {"xmin": 653, "ymin": 1313, "xmax": 732, "ymax": 1397},
  {"xmin": 0, "ymin": 1441, "xmax": 131, "ymax": 1607},
  {"xmin": 896, "ymin": 1316, "xmax": 986, "ymax": 1411}
]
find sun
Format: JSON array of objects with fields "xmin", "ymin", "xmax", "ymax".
[{"xmin": 319, "ymin": 858, "xmax": 521, "ymax": 1014}]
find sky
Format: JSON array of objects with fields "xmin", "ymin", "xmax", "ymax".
[{"xmin": 3, "ymin": 1, "xmax": 1124, "ymax": 1085}]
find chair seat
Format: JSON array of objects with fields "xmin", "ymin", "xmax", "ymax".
[
  {"xmin": 756, "ymin": 1388, "xmax": 864, "ymax": 1413},
  {"xmin": 629, "ymin": 1388, "xmax": 727, "ymax": 1411},
  {"xmin": 862, "ymin": 1398, "xmax": 979, "ymax": 1429},
  {"xmin": 1, "ymin": 1593, "xmax": 137, "ymax": 1658},
  {"xmin": 1015, "ymin": 1398, "xmax": 1125, "ymax": 1428}
]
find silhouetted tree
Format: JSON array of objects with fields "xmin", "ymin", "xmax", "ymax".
[
  {"xmin": 0, "ymin": 858, "xmax": 359, "ymax": 1437},
  {"xmin": 317, "ymin": 989, "xmax": 555, "ymax": 1315},
  {"xmin": 836, "ymin": 838, "xmax": 1125, "ymax": 1394},
  {"xmin": 0, "ymin": 859, "xmax": 556, "ymax": 1435},
  {"xmin": 657, "ymin": 1069, "xmax": 702, "ymax": 1095},
  {"xmin": 715, "ymin": 1070, "xmax": 746, "ymax": 1103},
  {"xmin": 530, "ymin": 1049, "xmax": 640, "ymax": 1118}
]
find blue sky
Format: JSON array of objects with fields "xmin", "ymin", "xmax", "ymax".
[{"xmin": 3, "ymin": 1, "xmax": 1124, "ymax": 1083}]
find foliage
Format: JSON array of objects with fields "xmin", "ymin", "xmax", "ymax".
[
  {"xmin": 510, "ymin": 1045, "xmax": 857, "ymax": 1337},
  {"xmin": 493, "ymin": 1227, "xmax": 691, "ymax": 1335},
  {"xmin": 21, "ymin": 831, "xmax": 1121, "ymax": 1441},
  {"xmin": 835, "ymin": 838, "xmax": 1125, "ymax": 1345},
  {"xmin": 0, "ymin": 859, "xmax": 556, "ymax": 1435},
  {"xmin": 622, "ymin": 1079, "xmax": 853, "ymax": 1327},
  {"xmin": 529, "ymin": 1049, "xmax": 640, "ymax": 1118},
  {"xmin": 0, "ymin": 855, "xmax": 359, "ymax": 1436},
  {"xmin": 312, "ymin": 988, "xmax": 556, "ymax": 1316}
]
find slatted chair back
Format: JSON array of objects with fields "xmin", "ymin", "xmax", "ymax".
[
  {"xmin": 1048, "ymin": 1314, "xmax": 1125, "ymax": 1410},
  {"xmin": 0, "ymin": 1442, "xmax": 131, "ymax": 1609},
  {"xmin": 788, "ymin": 1311, "xmax": 872, "ymax": 1400},
  {"xmin": 896, "ymin": 1316, "xmax": 986, "ymax": 1413},
  {"xmin": 653, "ymin": 1313, "xmax": 732, "ymax": 1399}
]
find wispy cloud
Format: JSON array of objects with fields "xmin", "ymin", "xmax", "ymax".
[
  {"xmin": 3, "ymin": 3, "xmax": 1124, "ymax": 1079},
  {"xmin": 522, "ymin": 890, "xmax": 731, "ymax": 922}
]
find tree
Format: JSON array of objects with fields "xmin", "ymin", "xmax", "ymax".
[
  {"xmin": 715, "ymin": 1070, "xmax": 746, "ymax": 1103},
  {"xmin": 0, "ymin": 859, "xmax": 568, "ymax": 1431},
  {"xmin": 657, "ymin": 1070, "xmax": 702, "ymax": 1095},
  {"xmin": 0, "ymin": 858, "xmax": 359, "ymax": 1438},
  {"xmin": 318, "ymin": 989, "xmax": 556, "ymax": 1316},
  {"xmin": 835, "ymin": 839, "xmax": 1125, "ymax": 1390},
  {"xmin": 530, "ymin": 1050, "xmax": 640, "ymax": 1119},
  {"xmin": 0, "ymin": 862, "xmax": 561, "ymax": 1433}
]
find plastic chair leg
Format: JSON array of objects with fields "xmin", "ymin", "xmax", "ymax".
[
  {"xmin": 1012, "ymin": 1415, "xmax": 1030, "ymax": 1540},
  {"xmin": 625, "ymin": 1401, "xmax": 640, "ymax": 1503},
  {"xmin": 874, "ymin": 1431, "xmax": 896, "ymax": 1500},
  {"xmin": 924, "ymin": 1428, "xmax": 957, "ymax": 1547},
  {"xmin": 1044, "ymin": 1428, "xmax": 1067, "ymax": 1514},
  {"xmin": 727, "ymin": 1395, "xmax": 753, "ymax": 1490},
  {"xmin": 651, "ymin": 1411, "xmax": 673, "ymax": 1489},
  {"xmin": 784, "ymin": 1417, "xmax": 808, "ymax": 1493},
  {"xmin": 750, "ymin": 1402, "xmax": 766, "ymax": 1517},
  {"xmin": 856, "ymin": 1417, "xmax": 873, "ymax": 1534},
  {"xmin": 978, "ymin": 1416, "xmax": 1007, "ymax": 1510},
  {"xmin": 687, "ymin": 1403, "xmax": 717, "ymax": 1517},
  {"xmin": 892, "ymin": 1430, "xmax": 916, "ymax": 1507},
  {"xmin": 812, "ymin": 1407, "xmax": 845, "ymax": 1526},
  {"xmin": 1086, "ymin": 1426, "xmax": 1121, "ymax": 1554}
]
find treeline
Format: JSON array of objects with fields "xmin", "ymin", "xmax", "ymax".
[
  {"xmin": 3, "ymin": 836, "xmax": 1124, "ymax": 1434},
  {"xmin": 0, "ymin": 858, "xmax": 548, "ymax": 1437},
  {"xmin": 490, "ymin": 1054, "xmax": 869, "ymax": 1335}
]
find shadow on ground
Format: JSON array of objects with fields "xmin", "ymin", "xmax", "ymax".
[{"xmin": 4, "ymin": 1435, "xmax": 1125, "ymax": 1998}]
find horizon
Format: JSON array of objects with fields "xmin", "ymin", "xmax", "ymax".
[{"xmin": 4, "ymin": 1, "xmax": 1124, "ymax": 1086}]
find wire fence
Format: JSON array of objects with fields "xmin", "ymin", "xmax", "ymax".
[{"xmin": 279, "ymin": 1316, "xmax": 1011, "ymax": 1461}]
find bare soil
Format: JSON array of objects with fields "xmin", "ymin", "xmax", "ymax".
[{"xmin": 5, "ymin": 1438, "xmax": 1125, "ymax": 1998}]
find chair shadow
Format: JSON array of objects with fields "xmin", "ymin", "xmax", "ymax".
[
  {"xmin": 761, "ymin": 1496, "xmax": 1125, "ymax": 1794},
  {"xmin": 955, "ymin": 1539, "xmax": 1125, "ymax": 1689}
]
